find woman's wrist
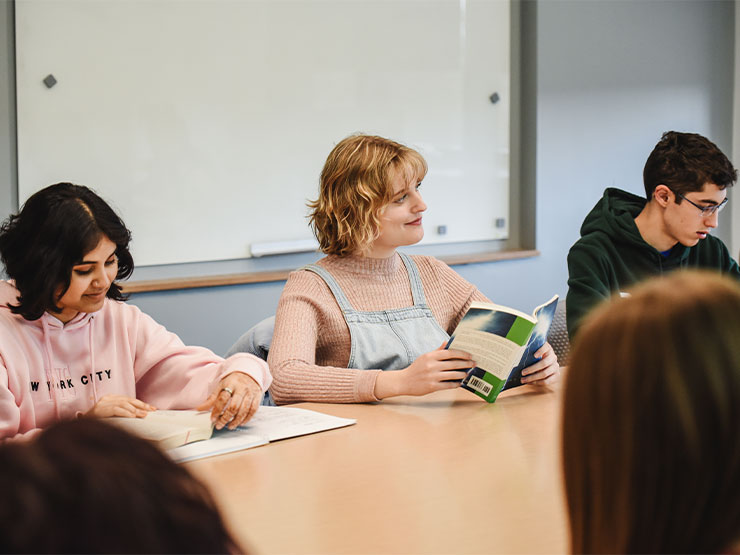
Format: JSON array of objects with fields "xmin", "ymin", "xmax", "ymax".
[{"xmin": 374, "ymin": 370, "xmax": 405, "ymax": 400}]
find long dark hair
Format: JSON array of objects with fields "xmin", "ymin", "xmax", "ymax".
[
  {"xmin": 0, "ymin": 418, "xmax": 241, "ymax": 553},
  {"xmin": 0, "ymin": 182, "xmax": 134, "ymax": 320},
  {"xmin": 563, "ymin": 271, "xmax": 740, "ymax": 553}
]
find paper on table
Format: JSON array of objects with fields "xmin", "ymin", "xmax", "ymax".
[
  {"xmin": 246, "ymin": 405, "xmax": 355, "ymax": 441},
  {"xmin": 169, "ymin": 405, "xmax": 356, "ymax": 463}
]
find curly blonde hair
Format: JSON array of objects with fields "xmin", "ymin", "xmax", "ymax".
[{"xmin": 308, "ymin": 134, "xmax": 427, "ymax": 256}]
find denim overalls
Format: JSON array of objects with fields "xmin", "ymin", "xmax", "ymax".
[{"xmin": 304, "ymin": 253, "xmax": 450, "ymax": 370}]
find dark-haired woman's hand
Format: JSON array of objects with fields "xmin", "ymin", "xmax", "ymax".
[
  {"xmin": 84, "ymin": 395, "xmax": 156, "ymax": 418},
  {"xmin": 197, "ymin": 372, "xmax": 262, "ymax": 430},
  {"xmin": 520, "ymin": 342, "xmax": 560, "ymax": 385}
]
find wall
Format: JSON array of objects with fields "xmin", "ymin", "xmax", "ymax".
[
  {"xmin": 0, "ymin": 0, "xmax": 14, "ymax": 219},
  {"xmin": 537, "ymin": 0, "xmax": 734, "ymax": 256},
  {"xmin": 0, "ymin": 0, "xmax": 735, "ymax": 355}
]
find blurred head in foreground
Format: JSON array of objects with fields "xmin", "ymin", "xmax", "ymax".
[
  {"xmin": 0, "ymin": 418, "xmax": 240, "ymax": 554},
  {"xmin": 563, "ymin": 271, "xmax": 740, "ymax": 553}
]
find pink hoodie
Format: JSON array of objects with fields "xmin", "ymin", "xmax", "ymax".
[{"xmin": 0, "ymin": 281, "xmax": 272, "ymax": 439}]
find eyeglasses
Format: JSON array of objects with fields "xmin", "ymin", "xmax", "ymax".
[{"xmin": 676, "ymin": 193, "xmax": 729, "ymax": 217}]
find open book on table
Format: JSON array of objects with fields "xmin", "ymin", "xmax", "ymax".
[
  {"xmin": 106, "ymin": 406, "xmax": 356, "ymax": 463},
  {"xmin": 446, "ymin": 295, "xmax": 559, "ymax": 403}
]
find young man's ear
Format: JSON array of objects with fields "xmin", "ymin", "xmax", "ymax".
[{"xmin": 652, "ymin": 184, "xmax": 674, "ymax": 208}]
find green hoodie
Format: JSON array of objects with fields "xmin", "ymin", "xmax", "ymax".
[{"xmin": 566, "ymin": 187, "xmax": 740, "ymax": 339}]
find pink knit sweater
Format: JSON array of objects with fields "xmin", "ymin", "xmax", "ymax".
[{"xmin": 268, "ymin": 253, "xmax": 489, "ymax": 404}]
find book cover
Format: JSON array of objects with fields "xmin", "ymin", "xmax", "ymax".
[{"xmin": 447, "ymin": 295, "xmax": 559, "ymax": 402}]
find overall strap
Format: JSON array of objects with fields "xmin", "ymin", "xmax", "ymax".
[
  {"xmin": 302, "ymin": 264, "xmax": 355, "ymax": 312},
  {"xmin": 398, "ymin": 253, "xmax": 427, "ymax": 307}
]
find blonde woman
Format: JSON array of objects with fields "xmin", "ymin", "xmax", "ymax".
[
  {"xmin": 268, "ymin": 134, "xmax": 559, "ymax": 404},
  {"xmin": 563, "ymin": 271, "xmax": 740, "ymax": 553}
]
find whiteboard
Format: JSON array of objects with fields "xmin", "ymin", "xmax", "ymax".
[{"xmin": 15, "ymin": 0, "xmax": 510, "ymax": 266}]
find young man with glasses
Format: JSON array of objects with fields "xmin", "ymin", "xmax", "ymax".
[{"xmin": 566, "ymin": 131, "xmax": 740, "ymax": 339}]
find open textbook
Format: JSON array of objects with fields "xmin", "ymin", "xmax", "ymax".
[
  {"xmin": 447, "ymin": 295, "xmax": 559, "ymax": 403},
  {"xmin": 107, "ymin": 406, "xmax": 356, "ymax": 463}
]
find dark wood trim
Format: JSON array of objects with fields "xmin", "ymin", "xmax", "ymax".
[
  {"xmin": 122, "ymin": 249, "xmax": 540, "ymax": 294},
  {"xmin": 122, "ymin": 270, "xmax": 291, "ymax": 294},
  {"xmin": 439, "ymin": 248, "xmax": 539, "ymax": 267}
]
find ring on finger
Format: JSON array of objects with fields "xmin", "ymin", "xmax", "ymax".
[{"xmin": 220, "ymin": 386, "xmax": 234, "ymax": 396}]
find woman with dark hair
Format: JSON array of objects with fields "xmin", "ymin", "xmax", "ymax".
[
  {"xmin": 0, "ymin": 183, "xmax": 271, "ymax": 439},
  {"xmin": 563, "ymin": 271, "xmax": 740, "ymax": 553},
  {"xmin": 0, "ymin": 418, "xmax": 242, "ymax": 553}
]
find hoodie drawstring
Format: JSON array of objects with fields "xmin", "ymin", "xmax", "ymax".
[
  {"xmin": 40, "ymin": 318, "xmax": 61, "ymax": 420},
  {"xmin": 41, "ymin": 314, "xmax": 99, "ymax": 419},
  {"xmin": 89, "ymin": 316, "xmax": 99, "ymax": 404}
]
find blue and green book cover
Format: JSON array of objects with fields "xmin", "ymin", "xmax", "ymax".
[{"xmin": 446, "ymin": 295, "xmax": 559, "ymax": 402}]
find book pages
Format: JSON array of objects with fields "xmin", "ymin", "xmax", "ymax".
[{"xmin": 106, "ymin": 410, "xmax": 213, "ymax": 451}]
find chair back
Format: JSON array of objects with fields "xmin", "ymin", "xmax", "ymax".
[
  {"xmin": 227, "ymin": 315, "xmax": 276, "ymax": 406},
  {"xmin": 548, "ymin": 300, "xmax": 570, "ymax": 367},
  {"xmin": 227, "ymin": 315, "xmax": 275, "ymax": 361}
]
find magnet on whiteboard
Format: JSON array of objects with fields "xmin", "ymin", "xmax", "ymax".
[
  {"xmin": 489, "ymin": 92, "xmax": 500, "ymax": 104},
  {"xmin": 436, "ymin": 225, "xmax": 447, "ymax": 235},
  {"xmin": 43, "ymin": 74, "xmax": 57, "ymax": 88}
]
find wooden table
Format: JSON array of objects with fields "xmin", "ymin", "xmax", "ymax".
[{"xmin": 186, "ymin": 384, "xmax": 568, "ymax": 554}]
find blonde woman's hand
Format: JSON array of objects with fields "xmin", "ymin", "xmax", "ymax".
[
  {"xmin": 84, "ymin": 395, "xmax": 156, "ymax": 418},
  {"xmin": 197, "ymin": 372, "xmax": 263, "ymax": 430},
  {"xmin": 374, "ymin": 343, "xmax": 475, "ymax": 399},
  {"xmin": 520, "ymin": 342, "xmax": 560, "ymax": 385}
]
